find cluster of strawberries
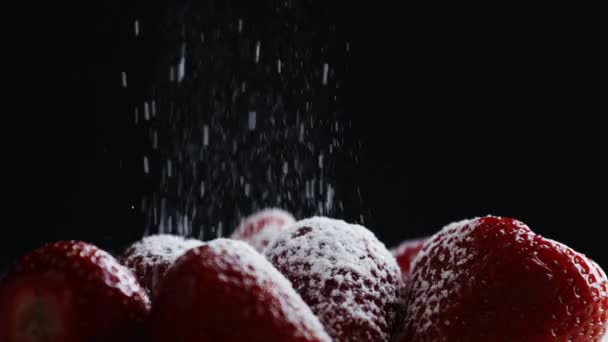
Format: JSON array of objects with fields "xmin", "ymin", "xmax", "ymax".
[{"xmin": 1, "ymin": 209, "xmax": 607, "ymax": 341}]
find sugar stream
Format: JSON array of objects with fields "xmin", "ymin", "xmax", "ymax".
[{"xmin": 127, "ymin": 2, "xmax": 361, "ymax": 239}]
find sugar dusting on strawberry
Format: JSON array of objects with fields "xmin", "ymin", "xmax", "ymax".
[
  {"xmin": 148, "ymin": 238, "xmax": 331, "ymax": 341},
  {"xmin": 401, "ymin": 216, "xmax": 608, "ymax": 342},
  {"xmin": 120, "ymin": 234, "xmax": 203, "ymax": 296},
  {"xmin": 231, "ymin": 208, "xmax": 296, "ymax": 252},
  {"xmin": 0, "ymin": 241, "xmax": 150, "ymax": 342},
  {"xmin": 265, "ymin": 216, "xmax": 403, "ymax": 341}
]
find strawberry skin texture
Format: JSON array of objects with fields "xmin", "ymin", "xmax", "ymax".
[
  {"xmin": 0, "ymin": 241, "xmax": 151, "ymax": 342},
  {"xmin": 402, "ymin": 216, "xmax": 608, "ymax": 342},
  {"xmin": 148, "ymin": 238, "xmax": 331, "ymax": 342},
  {"xmin": 119, "ymin": 234, "xmax": 204, "ymax": 297},
  {"xmin": 391, "ymin": 237, "xmax": 427, "ymax": 282},
  {"xmin": 265, "ymin": 217, "xmax": 404, "ymax": 341}
]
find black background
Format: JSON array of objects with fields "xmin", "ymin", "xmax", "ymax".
[{"xmin": 3, "ymin": 0, "xmax": 607, "ymax": 273}]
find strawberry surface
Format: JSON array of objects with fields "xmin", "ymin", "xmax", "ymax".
[
  {"xmin": 119, "ymin": 234, "xmax": 203, "ymax": 296},
  {"xmin": 265, "ymin": 217, "xmax": 403, "ymax": 341},
  {"xmin": 148, "ymin": 238, "xmax": 331, "ymax": 342},
  {"xmin": 391, "ymin": 237, "xmax": 427, "ymax": 282},
  {"xmin": 0, "ymin": 241, "xmax": 150, "ymax": 342},
  {"xmin": 401, "ymin": 216, "xmax": 608, "ymax": 342},
  {"xmin": 231, "ymin": 208, "xmax": 295, "ymax": 252}
]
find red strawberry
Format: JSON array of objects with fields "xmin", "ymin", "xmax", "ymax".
[
  {"xmin": 119, "ymin": 234, "xmax": 203, "ymax": 296},
  {"xmin": 148, "ymin": 238, "xmax": 331, "ymax": 342},
  {"xmin": 0, "ymin": 241, "xmax": 150, "ymax": 342},
  {"xmin": 401, "ymin": 216, "xmax": 608, "ymax": 342},
  {"xmin": 391, "ymin": 237, "xmax": 427, "ymax": 282},
  {"xmin": 231, "ymin": 208, "xmax": 295, "ymax": 252},
  {"xmin": 265, "ymin": 217, "xmax": 404, "ymax": 341}
]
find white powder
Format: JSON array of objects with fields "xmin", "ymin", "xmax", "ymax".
[
  {"xmin": 265, "ymin": 217, "xmax": 403, "ymax": 341},
  {"xmin": 121, "ymin": 234, "xmax": 204, "ymax": 294}
]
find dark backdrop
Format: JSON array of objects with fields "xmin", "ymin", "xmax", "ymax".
[{"xmin": 3, "ymin": 0, "xmax": 606, "ymax": 273}]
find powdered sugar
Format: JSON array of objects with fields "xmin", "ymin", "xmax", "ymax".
[
  {"xmin": 231, "ymin": 208, "xmax": 296, "ymax": 252},
  {"xmin": 404, "ymin": 217, "xmax": 522, "ymax": 338},
  {"xmin": 120, "ymin": 234, "xmax": 203, "ymax": 294},
  {"xmin": 265, "ymin": 217, "xmax": 403, "ymax": 341},
  {"xmin": 122, "ymin": 235, "xmax": 203, "ymax": 265}
]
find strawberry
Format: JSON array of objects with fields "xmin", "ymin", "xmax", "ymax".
[
  {"xmin": 0, "ymin": 241, "xmax": 150, "ymax": 342},
  {"xmin": 391, "ymin": 237, "xmax": 427, "ymax": 282},
  {"xmin": 401, "ymin": 216, "xmax": 608, "ymax": 342},
  {"xmin": 119, "ymin": 234, "xmax": 203, "ymax": 296},
  {"xmin": 231, "ymin": 208, "xmax": 295, "ymax": 252},
  {"xmin": 265, "ymin": 217, "xmax": 404, "ymax": 341},
  {"xmin": 147, "ymin": 238, "xmax": 331, "ymax": 342}
]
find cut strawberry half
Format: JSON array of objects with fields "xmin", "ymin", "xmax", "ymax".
[
  {"xmin": 1, "ymin": 274, "xmax": 78, "ymax": 341},
  {"xmin": 0, "ymin": 241, "xmax": 151, "ymax": 342}
]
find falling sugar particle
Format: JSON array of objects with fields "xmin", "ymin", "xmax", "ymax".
[
  {"xmin": 134, "ymin": 20, "xmax": 140, "ymax": 37},
  {"xmin": 203, "ymin": 125, "xmax": 209, "ymax": 146},
  {"xmin": 255, "ymin": 41, "xmax": 261, "ymax": 64},
  {"xmin": 322, "ymin": 63, "xmax": 329, "ymax": 85},
  {"xmin": 167, "ymin": 160, "xmax": 173, "ymax": 178},
  {"xmin": 277, "ymin": 59, "xmax": 282, "ymax": 74},
  {"xmin": 143, "ymin": 156, "xmax": 149, "ymax": 174},
  {"xmin": 152, "ymin": 130, "xmax": 158, "ymax": 150},
  {"xmin": 151, "ymin": 100, "xmax": 157, "ymax": 117},
  {"xmin": 177, "ymin": 56, "xmax": 186, "ymax": 83},
  {"xmin": 244, "ymin": 184, "xmax": 251, "ymax": 197},
  {"xmin": 238, "ymin": 19, "xmax": 243, "ymax": 33},
  {"xmin": 217, "ymin": 222, "xmax": 223, "ymax": 237},
  {"xmin": 200, "ymin": 181, "xmax": 205, "ymax": 197},
  {"xmin": 134, "ymin": 108, "xmax": 139, "ymax": 125},
  {"xmin": 144, "ymin": 102, "xmax": 150, "ymax": 121},
  {"xmin": 121, "ymin": 72, "xmax": 128, "ymax": 88},
  {"xmin": 248, "ymin": 111, "xmax": 257, "ymax": 130},
  {"xmin": 325, "ymin": 184, "xmax": 335, "ymax": 212},
  {"xmin": 305, "ymin": 180, "xmax": 310, "ymax": 199}
]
